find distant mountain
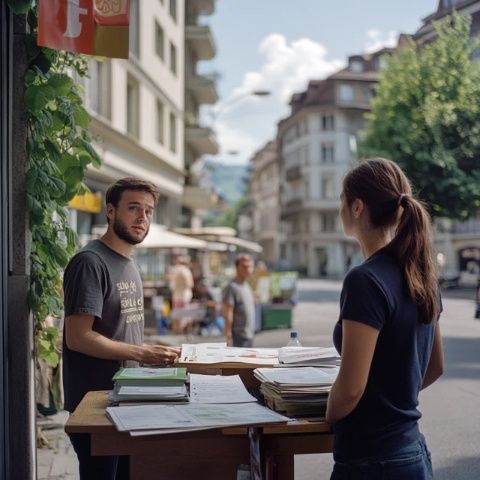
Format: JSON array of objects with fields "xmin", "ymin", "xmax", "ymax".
[{"xmin": 203, "ymin": 160, "xmax": 249, "ymax": 205}]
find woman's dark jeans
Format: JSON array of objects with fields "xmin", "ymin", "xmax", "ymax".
[{"xmin": 330, "ymin": 437, "xmax": 433, "ymax": 480}]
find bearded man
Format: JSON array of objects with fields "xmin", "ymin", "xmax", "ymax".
[{"xmin": 62, "ymin": 177, "xmax": 180, "ymax": 479}]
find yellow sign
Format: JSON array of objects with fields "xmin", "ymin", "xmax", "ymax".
[{"xmin": 68, "ymin": 192, "xmax": 102, "ymax": 213}]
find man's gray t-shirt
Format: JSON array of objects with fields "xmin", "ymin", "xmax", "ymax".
[
  {"xmin": 62, "ymin": 240, "xmax": 144, "ymax": 412},
  {"xmin": 222, "ymin": 280, "xmax": 255, "ymax": 341}
]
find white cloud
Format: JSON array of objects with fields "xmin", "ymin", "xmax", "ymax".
[
  {"xmin": 233, "ymin": 33, "xmax": 344, "ymax": 103},
  {"xmin": 364, "ymin": 28, "xmax": 398, "ymax": 54}
]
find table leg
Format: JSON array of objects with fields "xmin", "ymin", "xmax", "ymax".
[{"xmin": 263, "ymin": 448, "xmax": 294, "ymax": 480}]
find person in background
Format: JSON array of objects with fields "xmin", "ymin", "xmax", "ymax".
[
  {"xmin": 193, "ymin": 277, "xmax": 224, "ymax": 335},
  {"xmin": 62, "ymin": 177, "xmax": 181, "ymax": 480},
  {"xmin": 168, "ymin": 255, "xmax": 194, "ymax": 309},
  {"xmin": 249, "ymin": 260, "xmax": 269, "ymax": 302},
  {"xmin": 222, "ymin": 254, "xmax": 255, "ymax": 347},
  {"xmin": 326, "ymin": 158, "xmax": 444, "ymax": 480}
]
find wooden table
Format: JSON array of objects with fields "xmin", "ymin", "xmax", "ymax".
[{"xmin": 66, "ymin": 391, "xmax": 333, "ymax": 480}]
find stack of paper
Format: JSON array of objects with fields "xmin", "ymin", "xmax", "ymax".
[
  {"xmin": 278, "ymin": 346, "xmax": 340, "ymax": 367},
  {"xmin": 254, "ymin": 366, "xmax": 338, "ymax": 418},
  {"xmin": 110, "ymin": 367, "xmax": 188, "ymax": 403}
]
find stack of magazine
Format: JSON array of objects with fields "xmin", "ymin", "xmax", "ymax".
[
  {"xmin": 109, "ymin": 367, "xmax": 189, "ymax": 403},
  {"xmin": 254, "ymin": 366, "xmax": 338, "ymax": 418},
  {"xmin": 277, "ymin": 346, "xmax": 340, "ymax": 367}
]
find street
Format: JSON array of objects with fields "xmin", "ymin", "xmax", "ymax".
[{"xmin": 38, "ymin": 279, "xmax": 480, "ymax": 479}]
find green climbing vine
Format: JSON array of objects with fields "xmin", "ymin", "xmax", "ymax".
[{"xmin": 8, "ymin": 0, "xmax": 101, "ymax": 366}]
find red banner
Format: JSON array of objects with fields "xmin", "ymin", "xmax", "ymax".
[{"xmin": 38, "ymin": 0, "xmax": 130, "ymax": 58}]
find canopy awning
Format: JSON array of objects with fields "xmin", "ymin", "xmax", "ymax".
[
  {"xmin": 217, "ymin": 236, "xmax": 263, "ymax": 253},
  {"xmin": 92, "ymin": 224, "xmax": 207, "ymax": 249},
  {"xmin": 172, "ymin": 226, "xmax": 263, "ymax": 253}
]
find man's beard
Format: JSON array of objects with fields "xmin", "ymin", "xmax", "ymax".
[{"xmin": 112, "ymin": 216, "xmax": 148, "ymax": 245}]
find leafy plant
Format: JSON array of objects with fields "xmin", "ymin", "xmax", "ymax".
[
  {"xmin": 360, "ymin": 13, "xmax": 480, "ymax": 220},
  {"xmin": 15, "ymin": 3, "xmax": 101, "ymax": 366}
]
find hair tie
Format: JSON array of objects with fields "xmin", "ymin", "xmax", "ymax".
[{"xmin": 397, "ymin": 193, "xmax": 409, "ymax": 208}]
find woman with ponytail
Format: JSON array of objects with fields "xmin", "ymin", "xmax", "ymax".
[{"xmin": 326, "ymin": 158, "xmax": 444, "ymax": 480}]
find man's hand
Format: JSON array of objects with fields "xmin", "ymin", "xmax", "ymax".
[
  {"xmin": 140, "ymin": 345, "xmax": 181, "ymax": 366},
  {"xmin": 65, "ymin": 315, "xmax": 181, "ymax": 365}
]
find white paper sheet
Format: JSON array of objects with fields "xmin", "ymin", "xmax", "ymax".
[
  {"xmin": 254, "ymin": 366, "xmax": 339, "ymax": 386},
  {"xmin": 180, "ymin": 343, "xmax": 279, "ymax": 365},
  {"xmin": 189, "ymin": 374, "xmax": 256, "ymax": 404},
  {"xmin": 106, "ymin": 402, "xmax": 289, "ymax": 433}
]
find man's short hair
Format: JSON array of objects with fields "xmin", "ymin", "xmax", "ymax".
[
  {"xmin": 235, "ymin": 253, "xmax": 253, "ymax": 267},
  {"xmin": 105, "ymin": 177, "xmax": 160, "ymax": 207}
]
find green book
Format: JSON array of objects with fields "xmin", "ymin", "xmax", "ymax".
[{"xmin": 112, "ymin": 367, "xmax": 187, "ymax": 386}]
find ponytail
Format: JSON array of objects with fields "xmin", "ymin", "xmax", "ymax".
[
  {"xmin": 389, "ymin": 196, "xmax": 439, "ymax": 324},
  {"xmin": 343, "ymin": 158, "xmax": 440, "ymax": 324}
]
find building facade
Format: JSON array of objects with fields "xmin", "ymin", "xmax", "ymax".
[
  {"xmin": 277, "ymin": 50, "xmax": 391, "ymax": 277},
  {"xmin": 70, "ymin": 0, "xmax": 186, "ymax": 243},
  {"xmin": 183, "ymin": 0, "xmax": 219, "ymax": 228},
  {"xmin": 249, "ymin": 140, "xmax": 284, "ymax": 267}
]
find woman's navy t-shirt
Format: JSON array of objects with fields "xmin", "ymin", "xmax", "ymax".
[{"xmin": 332, "ymin": 250, "xmax": 438, "ymax": 461}]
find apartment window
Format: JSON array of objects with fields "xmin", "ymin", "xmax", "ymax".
[
  {"xmin": 129, "ymin": 0, "xmax": 139, "ymax": 58},
  {"xmin": 169, "ymin": 0, "xmax": 177, "ymax": 22},
  {"xmin": 321, "ymin": 213, "xmax": 336, "ymax": 232},
  {"xmin": 339, "ymin": 84, "xmax": 354, "ymax": 103},
  {"xmin": 321, "ymin": 176, "xmax": 335, "ymax": 199},
  {"xmin": 378, "ymin": 55, "xmax": 389, "ymax": 70},
  {"xmin": 169, "ymin": 41, "xmax": 177, "ymax": 75},
  {"xmin": 321, "ymin": 143, "xmax": 335, "ymax": 163},
  {"xmin": 126, "ymin": 76, "xmax": 139, "ymax": 137},
  {"xmin": 322, "ymin": 115, "xmax": 335, "ymax": 131},
  {"xmin": 155, "ymin": 22, "xmax": 165, "ymax": 60},
  {"xmin": 169, "ymin": 112, "xmax": 176, "ymax": 152},
  {"xmin": 301, "ymin": 119, "xmax": 309, "ymax": 135},
  {"xmin": 88, "ymin": 60, "xmax": 111, "ymax": 119},
  {"xmin": 350, "ymin": 60, "xmax": 364, "ymax": 72},
  {"xmin": 156, "ymin": 100, "xmax": 164, "ymax": 144}
]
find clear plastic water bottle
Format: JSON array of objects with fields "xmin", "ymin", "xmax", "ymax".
[{"xmin": 286, "ymin": 330, "xmax": 302, "ymax": 347}]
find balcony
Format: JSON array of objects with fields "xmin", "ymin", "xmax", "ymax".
[
  {"xmin": 452, "ymin": 218, "xmax": 480, "ymax": 238},
  {"xmin": 285, "ymin": 165, "xmax": 302, "ymax": 181},
  {"xmin": 182, "ymin": 185, "xmax": 219, "ymax": 210},
  {"xmin": 186, "ymin": 74, "xmax": 218, "ymax": 105},
  {"xmin": 185, "ymin": 125, "xmax": 219, "ymax": 155},
  {"xmin": 281, "ymin": 198, "xmax": 304, "ymax": 218},
  {"xmin": 185, "ymin": 25, "xmax": 216, "ymax": 60},
  {"xmin": 189, "ymin": 0, "xmax": 215, "ymax": 16}
]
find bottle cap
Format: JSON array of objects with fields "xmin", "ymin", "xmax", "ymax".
[{"xmin": 290, "ymin": 331, "xmax": 298, "ymax": 338}]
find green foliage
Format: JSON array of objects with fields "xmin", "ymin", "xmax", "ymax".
[
  {"xmin": 359, "ymin": 13, "xmax": 480, "ymax": 220},
  {"xmin": 7, "ymin": 0, "xmax": 34, "ymax": 14},
  {"xmin": 208, "ymin": 197, "xmax": 249, "ymax": 229},
  {"xmin": 22, "ymin": 15, "xmax": 100, "ymax": 366}
]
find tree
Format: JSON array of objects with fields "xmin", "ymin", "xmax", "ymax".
[
  {"xmin": 208, "ymin": 196, "xmax": 249, "ymax": 229},
  {"xmin": 359, "ymin": 13, "xmax": 480, "ymax": 220}
]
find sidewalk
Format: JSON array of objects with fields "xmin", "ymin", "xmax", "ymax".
[{"xmin": 37, "ymin": 411, "xmax": 77, "ymax": 480}]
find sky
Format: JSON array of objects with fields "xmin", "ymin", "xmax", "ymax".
[{"xmin": 197, "ymin": 0, "xmax": 437, "ymax": 165}]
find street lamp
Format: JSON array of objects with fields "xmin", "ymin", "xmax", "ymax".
[{"xmin": 210, "ymin": 89, "xmax": 271, "ymax": 122}]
